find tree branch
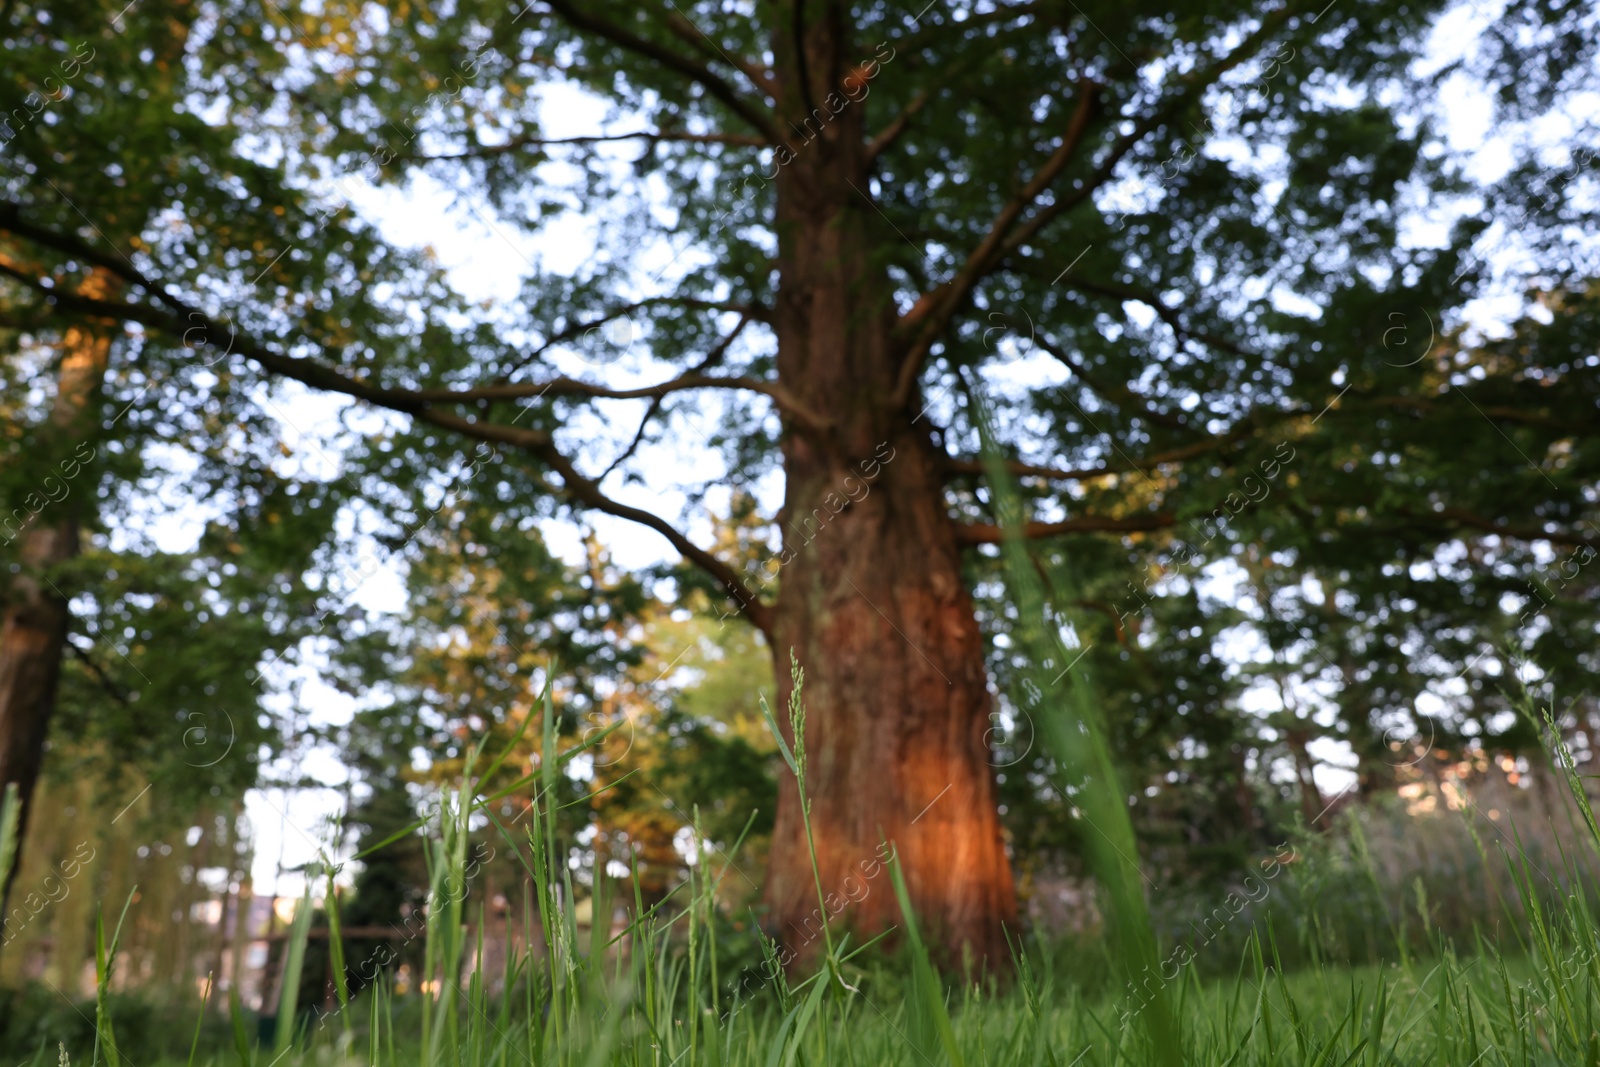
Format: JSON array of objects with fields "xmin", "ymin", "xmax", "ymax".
[
  {"xmin": 532, "ymin": 443, "xmax": 774, "ymax": 636},
  {"xmin": 662, "ymin": 8, "xmax": 778, "ymax": 100},
  {"xmin": 955, "ymin": 504, "xmax": 1598, "ymax": 556},
  {"xmin": 944, "ymin": 456, "xmax": 1122, "ymax": 482},
  {"xmin": 1392, "ymin": 507, "xmax": 1600, "ymax": 551},
  {"xmin": 404, "ymin": 128, "xmax": 767, "ymax": 162},
  {"xmin": 991, "ymin": 10, "xmax": 1294, "ymax": 268},
  {"xmin": 941, "ymin": 431, "xmax": 1256, "ymax": 483},
  {"xmin": 0, "ymin": 208, "xmax": 778, "ymax": 634},
  {"xmin": 890, "ymin": 82, "xmax": 1101, "ymax": 407},
  {"xmin": 541, "ymin": 0, "xmax": 782, "ymax": 142},
  {"xmin": 599, "ymin": 312, "xmax": 752, "ymax": 482},
  {"xmin": 891, "ymin": 1, "xmax": 1045, "ymax": 53},
  {"xmin": 790, "ymin": 0, "xmax": 821, "ymax": 123},
  {"xmin": 409, "ymin": 372, "xmax": 829, "ymax": 432},
  {"xmin": 864, "ymin": 30, "xmax": 1030, "ymax": 166},
  {"xmin": 1352, "ymin": 392, "xmax": 1592, "ymax": 434},
  {"xmin": 1048, "ymin": 270, "xmax": 1256, "ymax": 369},
  {"xmin": 492, "ymin": 296, "xmax": 769, "ymax": 386},
  {"xmin": 888, "ymin": 8, "xmax": 1296, "ymax": 410},
  {"xmin": 1032, "ymin": 335, "xmax": 1200, "ymax": 433},
  {"xmin": 66, "ymin": 640, "xmax": 133, "ymax": 705},
  {"xmin": 953, "ymin": 512, "xmax": 1176, "ymax": 544},
  {"xmin": 865, "ymin": 88, "xmax": 930, "ymax": 163}
]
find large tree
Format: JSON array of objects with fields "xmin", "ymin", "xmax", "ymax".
[{"xmin": 3, "ymin": 0, "xmax": 1597, "ymax": 968}]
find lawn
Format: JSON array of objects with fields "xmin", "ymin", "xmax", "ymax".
[{"xmin": 30, "ymin": 683, "xmax": 1597, "ymax": 1067}]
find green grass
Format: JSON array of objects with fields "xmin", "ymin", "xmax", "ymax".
[{"xmin": 5, "ymin": 668, "xmax": 1600, "ymax": 1066}]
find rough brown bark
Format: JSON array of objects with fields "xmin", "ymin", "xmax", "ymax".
[
  {"xmin": 759, "ymin": 10, "xmax": 1016, "ymax": 971},
  {"xmin": 764, "ymin": 429, "xmax": 1018, "ymax": 971},
  {"xmin": 0, "ymin": 269, "xmax": 114, "ymax": 913}
]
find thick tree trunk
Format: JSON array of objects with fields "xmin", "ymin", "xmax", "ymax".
[
  {"xmin": 0, "ymin": 270, "xmax": 113, "ymax": 912},
  {"xmin": 765, "ymin": 429, "xmax": 1017, "ymax": 971},
  {"xmin": 761, "ymin": 11, "xmax": 1015, "ymax": 971}
]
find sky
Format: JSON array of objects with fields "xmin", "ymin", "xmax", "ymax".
[{"xmin": 111, "ymin": 0, "xmax": 1600, "ymax": 900}]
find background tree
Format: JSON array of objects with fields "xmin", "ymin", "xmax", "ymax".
[{"xmin": 0, "ymin": 0, "xmax": 355, "ymax": 908}]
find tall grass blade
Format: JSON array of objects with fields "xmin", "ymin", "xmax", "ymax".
[
  {"xmin": 0, "ymin": 783, "xmax": 19, "ymax": 898},
  {"xmin": 888, "ymin": 847, "xmax": 965, "ymax": 1067},
  {"xmin": 274, "ymin": 881, "xmax": 315, "ymax": 1054},
  {"xmin": 227, "ymin": 986, "xmax": 252, "ymax": 1067},
  {"xmin": 91, "ymin": 887, "xmax": 136, "ymax": 1067},
  {"xmin": 322, "ymin": 865, "xmax": 350, "ymax": 1034},
  {"xmin": 965, "ymin": 374, "xmax": 1180, "ymax": 1065},
  {"xmin": 186, "ymin": 972, "xmax": 214, "ymax": 1067}
]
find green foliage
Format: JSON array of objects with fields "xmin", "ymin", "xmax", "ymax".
[{"xmin": 0, "ymin": 983, "xmax": 238, "ymax": 1067}]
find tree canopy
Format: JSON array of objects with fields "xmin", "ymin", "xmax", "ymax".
[{"xmin": 2, "ymin": 0, "xmax": 1598, "ymax": 964}]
